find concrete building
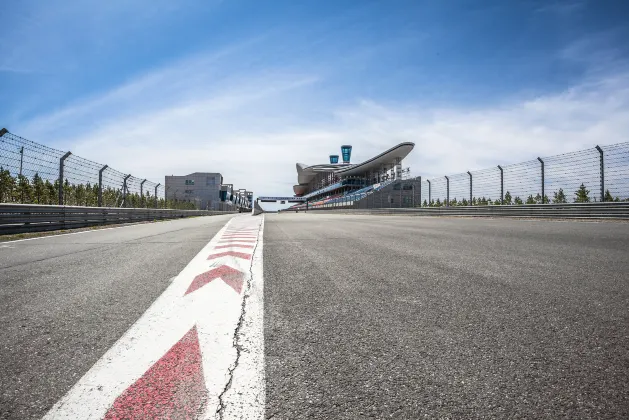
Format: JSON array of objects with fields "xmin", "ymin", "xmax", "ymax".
[{"xmin": 165, "ymin": 172, "xmax": 223, "ymax": 210}]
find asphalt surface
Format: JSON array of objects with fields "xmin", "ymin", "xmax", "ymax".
[
  {"xmin": 264, "ymin": 214, "xmax": 629, "ymax": 419},
  {"xmin": 0, "ymin": 215, "xmax": 235, "ymax": 419},
  {"xmin": 1, "ymin": 213, "xmax": 628, "ymax": 419}
]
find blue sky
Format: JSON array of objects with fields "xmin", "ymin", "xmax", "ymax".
[{"xmin": 1, "ymin": 0, "xmax": 629, "ymax": 196}]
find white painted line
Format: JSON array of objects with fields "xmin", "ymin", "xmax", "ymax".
[
  {"xmin": 43, "ymin": 214, "xmax": 264, "ymax": 419},
  {"xmin": 216, "ymin": 215, "xmax": 265, "ymax": 420}
]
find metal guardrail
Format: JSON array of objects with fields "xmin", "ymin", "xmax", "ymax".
[
  {"xmin": 303, "ymin": 202, "xmax": 629, "ymax": 219},
  {"xmin": 0, "ymin": 204, "xmax": 237, "ymax": 234}
]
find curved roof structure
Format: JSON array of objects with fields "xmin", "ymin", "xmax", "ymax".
[{"xmin": 293, "ymin": 142, "xmax": 415, "ymax": 195}]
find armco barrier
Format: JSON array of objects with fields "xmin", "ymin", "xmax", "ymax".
[
  {"xmin": 0, "ymin": 204, "xmax": 237, "ymax": 235},
  {"xmin": 303, "ymin": 202, "xmax": 629, "ymax": 219}
]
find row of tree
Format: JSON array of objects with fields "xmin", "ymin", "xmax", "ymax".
[
  {"xmin": 420, "ymin": 184, "xmax": 628, "ymax": 207},
  {"xmin": 0, "ymin": 168, "xmax": 196, "ymax": 210}
]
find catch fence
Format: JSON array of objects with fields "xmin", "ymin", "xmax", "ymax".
[
  {"xmin": 414, "ymin": 142, "xmax": 629, "ymax": 206},
  {"xmin": 0, "ymin": 128, "xmax": 166, "ymax": 208}
]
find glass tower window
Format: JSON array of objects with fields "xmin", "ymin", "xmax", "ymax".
[
  {"xmin": 329, "ymin": 155, "xmax": 339, "ymax": 164},
  {"xmin": 341, "ymin": 145, "xmax": 352, "ymax": 164}
]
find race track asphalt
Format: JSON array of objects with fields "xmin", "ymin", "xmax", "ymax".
[
  {"xmin": 263, "ymin": 213, "xmax": 629, "ymax": 419},
  {"xmin": 1, "ymin": 212, "xmax": 628, "ymax": 419},
  {"xmin": 0, "ymin": 215, "xmax": 235, "ymax": 419}
]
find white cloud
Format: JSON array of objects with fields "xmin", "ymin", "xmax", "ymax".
[{"xmin": 13, "ymin": 38, "xmax": 629, "ymax": 197}]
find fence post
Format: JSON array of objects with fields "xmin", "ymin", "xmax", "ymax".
[
  {"xmin": 467, "ymin": 171, "xmax": 472, "ymax": 205},
  {"xmin": 155, "ymin": 183, "xmax": 160, "ymax": 208},
  {"xmin": 445, "ymin": 176, "xmax": 450, "ymax": 206},
  {"xmin": 498, "ymin": 165, "xmax": 504, "ymax": 204},
  {"xmin": 58, "ymin": 152, "xmax": 71, "ymax": 205},
  {"xmin": 537, "ymin": 157, "xmax": 545, "ymax": 202},
  {"xmin": 122, "ymin": 174, "xmax": 131, "ymax": 207},
  {"xmin": 595, "ymin": 145, "xmax": 604, "ymax": 201},
  {"xmin": 418, "ymin": 176, "xmax": 421, "ymax": 207},
  {"xmin": 19, "ymin": 146, "xmax": 24, "ymax": 203},
  {"xmin": 140, "ymin": 179, "xmax": 147, "ymax": 208},
  {"xmin": 98, "ymin": 165, "xmax": 108, "ymax": 207},
  {"xmin": 427, "ymin": 179, "xmax": 431, "ymax": 205}
]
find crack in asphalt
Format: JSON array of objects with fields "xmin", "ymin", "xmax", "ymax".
[{"xmin": 216, "ymin": 217, "xmax": 262, "ymax": 419}]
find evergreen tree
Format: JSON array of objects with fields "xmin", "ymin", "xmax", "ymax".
[
  {"xmin": 574, "ymin": 183, "xmax": 590, "ymax": 203},
  {"xmin": 16, "ymin": 174, "xmax": 33, "ymax": 203},
  {"xmin": 494, "ymin": 199, "xmax": 501, "ymax": 205},
  {"xmin": 604, "ymin": 189, "xmax": 613, "ymax": 202},
  {"xmin": 435, "ymin": 198, "xmax": 442, "ymax": 207},
  {"xmin": 534, "ymin": 193, "xmax": 542, "ymax": 204},
  {"xmin": 553, "ymin": 188, "xmax": 567, "ymax": 203},
  {"xmin": 33, "ymin": 173, "xmax": 45, "ymax": 204},
  {"xmin": 422, "ymin": 199, "xmax": 428, "ymax": 207},
  {"xmin": 461, "ymin": 198, "xmax": 469, "ymax": 206},
  {"xmin": 45, "ymin": 180, "xmax": 56, "ymax": 204},
  {"xmin": 514, "ymin": 196, "xmax": 523, "ymax": 205},
  {"xmin": 504, "ymin": 191, "xmax": 512, "ymax": 205},
  {"xmin": 526, "ymin": 195, "xmax": 536, "ymax": 204},
  {"xmin": 471, "ymin": 197, "xmax": 477, "ymax": 206},
  {"xmin": 0, "ymin": 167, "xmax": 16, "ymax": 203}
]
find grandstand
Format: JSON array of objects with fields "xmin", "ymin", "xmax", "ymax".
[{"xmin": 289, "ymin": 142, "xmax": 415, "ymax": 209}]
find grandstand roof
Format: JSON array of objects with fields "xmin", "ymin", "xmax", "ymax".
[{"xmin": 294, "ymin": 142, "xmax": 415, "ymax": 190}]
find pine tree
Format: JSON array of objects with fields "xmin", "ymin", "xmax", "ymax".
[
  {"xmin": 472, "ymin": 197, "xmax": 478, "ymax": 206},
  {"xmin": 553, "ymin": 188, "xmax": 567, "ymax": 203},
  {"xmin": 604, "ymin": 189, "xmax": 613, "ymax": 202},
  {"xmin": 514, "ymin": 196, "xmax": 523, "ymax": 205},
  {"xmin": 504, "ymin": 191, "xmax": 512, "ymax": 205},
  {"xmin": 16, "ymin": 174, "xmax": 33, "ymax": 203},
  {"xmin": 0, "ymin": 167, "xmax": 16, "ymax": 203},
  {"xmin": 33, "ymin": 173, "xmax": 45, "ymax": 204},
  {"xmin": 45, "ymin": 180, "xmax": 55, "ymax": 204},
  {"xmin": 461, "ymin": 198, "xmax": 469, "ymax": 206},
  {"xmin": 494, "ymin": 199, "xmax": 501, "ymax": 205},
  {"xmin": 422, "ymin": 199, "xmax": 428, "ymax": 207},
  {"xmin": 574, "ymin": 183, "xmax": 590, "ymax": 203},
  {"xmin": 526, "ymin": 195, "xmax": 536, "ymax": 204},
  {"xmin": 435, "ymin": 198, "xmax": 442, "ymax": 207}
]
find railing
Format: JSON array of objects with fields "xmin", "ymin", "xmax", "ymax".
[
  {"xmin": 305, "ymin": 202, "xmax": 629, "ymax": 219},
  {"xmin": 0, "ymin": 203, "xmax": 236, "ymax": 235}
]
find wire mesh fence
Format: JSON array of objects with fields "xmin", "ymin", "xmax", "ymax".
[
  {"xmin": 413, "ymin": 142, "xmax": 629, "ymax": 207},
  {"xmin": 311, "ymin": 141, "xmax": 629, "ymax": 210},
  {"xmin": 0, "ymin": 128, "xmax": 173, "ymax": 208}
]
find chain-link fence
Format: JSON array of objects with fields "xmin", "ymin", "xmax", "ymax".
[
  {"xmin": 0, "ymin": 128, "xmax": 175, "ymax": 208},
  {"xmin": 307, "ymin": 141, "xmax": 629, "ymax": 210},
  {"xmin": 406, "ymin": 142, "xmax": 629, "ymax": 207}
]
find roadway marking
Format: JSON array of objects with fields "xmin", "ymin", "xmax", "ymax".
[
  {"xmin": 208, "ymin": 251, "xmax": 252, "ymax": 261},
  {"xmin": 43, "ymin": 215, "xmax": 265, "ymax": 420},
  {"xmin": 214, "ymin": 244, "xmax": 254, "ymax": 249}
]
